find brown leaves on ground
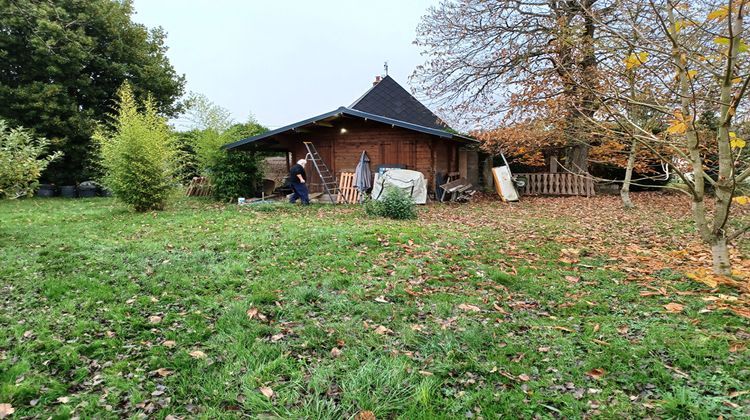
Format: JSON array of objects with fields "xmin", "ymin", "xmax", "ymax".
[{"xmin": 420, "ymin": 193, "xmax": 750, "ymax": 318}]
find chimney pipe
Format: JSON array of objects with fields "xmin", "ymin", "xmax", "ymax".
[{"xmin": 373, "ymin": 75, "xmax": 382, "ymax": 86}]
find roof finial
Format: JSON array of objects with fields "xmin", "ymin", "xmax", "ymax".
[{"xmin": 384, "ymin": 61, "xmax": 389, "ymax": 76}]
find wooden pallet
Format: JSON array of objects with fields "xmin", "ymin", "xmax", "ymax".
[
  {"xmin": 186, "ymin": 177, "xmax": 213, "ymax": 197},
  {"xmin": 337, "ymin": 172, "xmax": 362, "ymax": 204}
]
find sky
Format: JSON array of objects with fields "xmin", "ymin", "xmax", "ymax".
[{"xmin": 131, "ymin": 0, "xmax": 438, "ymax": 129}]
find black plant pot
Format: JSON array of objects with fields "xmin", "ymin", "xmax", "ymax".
[
  {"xmin": 78, "ymin": 186, "xmax": 97, "ymax": 198},
  {"xmin": 60, "ymin": 185, "xmax": 77, "ymax": 198},
  {"xmin": 36, "ymin": 184, "xmax": 56, "ymax": 197}
]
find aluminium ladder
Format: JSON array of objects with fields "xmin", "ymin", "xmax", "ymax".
[{"xmin": 303, "ymin": 141, "xmax": 337, "ymax": 204}]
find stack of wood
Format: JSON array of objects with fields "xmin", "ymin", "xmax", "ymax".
[
  {"xmin": 186, "ymin": 177, "xmax": 213, "ymax": 197},
  {"xmin": 439, "ymin": 177, "xmax": 476, "ymax": 202}
]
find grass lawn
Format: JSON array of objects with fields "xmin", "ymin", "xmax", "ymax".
[{"xmin": 1, "ymin": 194, "xmax": 748, "ymax": 418}]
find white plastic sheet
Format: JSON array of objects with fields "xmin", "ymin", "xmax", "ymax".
[{"xmin": 371, "ymin": 169, "xmax": 428, "ymax": 204}]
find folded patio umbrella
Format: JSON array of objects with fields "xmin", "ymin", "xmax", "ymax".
[{"xmin": 354, "ymin": 151, "xmax": 372, "ymax": 193}]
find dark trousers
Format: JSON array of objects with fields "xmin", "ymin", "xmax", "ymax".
[{"xmin": 290, "ymin": 182, "xmax": 310, "ymax": 205}]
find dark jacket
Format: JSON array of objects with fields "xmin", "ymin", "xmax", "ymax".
[{"xmin": 289, "ymin": 163, "xmax": 306, "ymax": 184}]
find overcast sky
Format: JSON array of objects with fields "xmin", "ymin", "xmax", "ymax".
[{"xmin": 131, "ymin": 0, "xmax": 437, "ymax": 129}]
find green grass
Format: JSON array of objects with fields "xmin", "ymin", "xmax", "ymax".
[{"xmin": 0, "ymin": 196, "xmax": 748, "ymax": 418}]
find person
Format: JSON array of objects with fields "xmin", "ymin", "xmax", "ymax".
[{"xmin": 288, "ymin": 159, "xmax": 310, "ymax": 205}]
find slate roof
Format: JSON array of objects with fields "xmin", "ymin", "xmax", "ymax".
[
  {"xmin": 222, "ymin": 107, "xmax": 476, "ymax": 151},
  {"xmin": 350, "ymin": 75, "xmax": 448, "ymax": 130},
  {"xmin": 222, "ymin": 76, "xmax": 475, "ymax": 151}
]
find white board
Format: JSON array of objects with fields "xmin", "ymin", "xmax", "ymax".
[{"xmin": 492, "ymin": 166, "xmax": 519, "ymax": 202}]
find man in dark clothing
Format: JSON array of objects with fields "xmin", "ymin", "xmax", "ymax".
[{"xmin": 289, "ymin": 159, "xmax": 310, "ymax": 205}]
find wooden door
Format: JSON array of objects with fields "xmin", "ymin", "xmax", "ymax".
[
  {"xmin": 380, "ymin": 140, "xmax": 416, "ymax": 169},
  {"xmin": 380, "ymin": 141, "xmax": 398, "ymax": 165}
]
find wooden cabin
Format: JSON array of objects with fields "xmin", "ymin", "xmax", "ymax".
[{"xmin": 223, "ymin": 75, "xmax": 479, "ymax": 193}]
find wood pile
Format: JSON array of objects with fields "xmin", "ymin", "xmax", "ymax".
[{"xmin": 186, "ymin": 177, "xmax": 213, "ymax": 197}]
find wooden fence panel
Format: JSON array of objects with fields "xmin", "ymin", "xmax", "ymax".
[{"xmin": 516, "ymin": 173, "xmax": 594, "ymax": 197}]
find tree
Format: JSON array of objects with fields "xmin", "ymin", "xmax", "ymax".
[
  {"xmin": 0, "ymin": 119, "xmax": 62, "ymax": 198},
  {"xmin": 413, "ymin": 0, "xmax": 604, "ymax": 172},
  {"xmin": 94, "ymin": 83, "xmax": 180, "ymax": 212},
  {"xmin": 179, "ymin": 93, "xmax": 268, "ymax": 201},
  {"xmin": 209, "ymin": 121, "xmax": 268, "ymax": 202},
  {"xmin": 0, "ymin": 0, "xmax": 185, "ymax": 184},
  {"xmin": 585, "ymin": 0, "xmax": 750, "ymax": 274}
]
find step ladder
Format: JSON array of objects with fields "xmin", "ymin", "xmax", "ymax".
[{"xmin": 303, "ymin": 141, "xmax": 337, "ymax": 204}]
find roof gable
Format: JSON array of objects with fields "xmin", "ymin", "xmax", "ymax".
[{"xmin": 350, "ymin": 75, "xmax": 448, "ymax": 130}]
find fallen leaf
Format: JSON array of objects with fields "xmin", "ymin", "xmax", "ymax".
[
  {"xmin": 330, "ymin": 347, "xmax": 342, "ymax": 358},
  {"xmin": 162, "ymin": 340, "xmax": 176, "ymax": 348},
  {"xmin": 493, "ymin": 303, "xmax": 508, "ymax": 314},
  {"xmin": 148, "ymin": 315, "xmax": 162, "ymax": 324},
  {"xmin": 57, "ymin": 396, "xmax": 70, "ymax": 404},
  {"xmin": 0, "ymin": 403, "xmax": 14, "ymax": 419},
  {"xmin": 593, "ymin": 323, "xmax": 600, "ymax": 332},
  {"xmin": 729, "ymin": 342, "xmax": 746, "ymax": 353},
  {"xmin": 729, "ymin": 390, "xmax": 750, "ymax": 398},
  {"xmin": 565, "ymin": 275, "xmax": 580, "ymax": 284},
  {"xmin": 270, "ymin": 333, "xmax": 284, "ymax": 342},
  {"xmin": 586, "ymin": 368, "xmax": 606, "ymax": 380},
  {"xmin": 259, "ymin": 386, "xmax": 274, "ymax": 399},
  {"xmin": 374, "ymin": 296, "xmax": 390, "ymax": 303},
  {"xmin": 553, "ymin": 326, "xmax": 575, "ymax": 333},
  {"xmin": 687, "ymin": 271, "xmax": 718, "ymax": 288},
  {"xmin": 518, "ymin": 373, "xmax": 531, "ymax": 382},
  {"xmin": 664, "ymin": 302, "xmax": 684, "ymax": 313},
  {"xmin": 617, "ymin": 325, "xmax": 629, "ymax": 334},
  {"xmin": 189, "ymin": 350, "xmax": 207, "ymax": 359},
  {"xmin": 538, "ymin": 346, "xmax": 550, "ymax": 353},
  {"xmin": 354, "ymin": 411, "xmax": 376, "ymax": 420},
  {"xmin": 246, "ymin": 307, "xmax": 258, "ymax": 319},
  {"xmin": 418, "ymin": 370, "xmax": 434, "ymax": 376},
  {"xmin": 373, "ymin": 325, "xmax": 392, "ymax": 335},
  {"xmin": 457, "ymin": 303, "xmax": 481, "ymax": 312},
  {"xmin": 155, "ymin": 368, "xmax": 172, "ymax": 377}
]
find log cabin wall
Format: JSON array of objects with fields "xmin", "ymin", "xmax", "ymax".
[{"xmin": 279, "ymin": 119, "xmax": 461, "ymax": 193}]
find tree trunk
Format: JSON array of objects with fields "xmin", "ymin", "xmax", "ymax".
[
  {"xmin": 711, "ymin": 236, "xmax": 731, "ymax": 276},
  {"xmin": 563, "ymin": 144, "xmax": 590, "ymax": 173},
  {"xmin": 620, "ymin": 138, "xmax": 638, "ymax": 209}
]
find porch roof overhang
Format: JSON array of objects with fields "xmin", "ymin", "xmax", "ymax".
[{"xmin": 221, "ymin": 106, "xmax": 478, "ymax": 151}]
